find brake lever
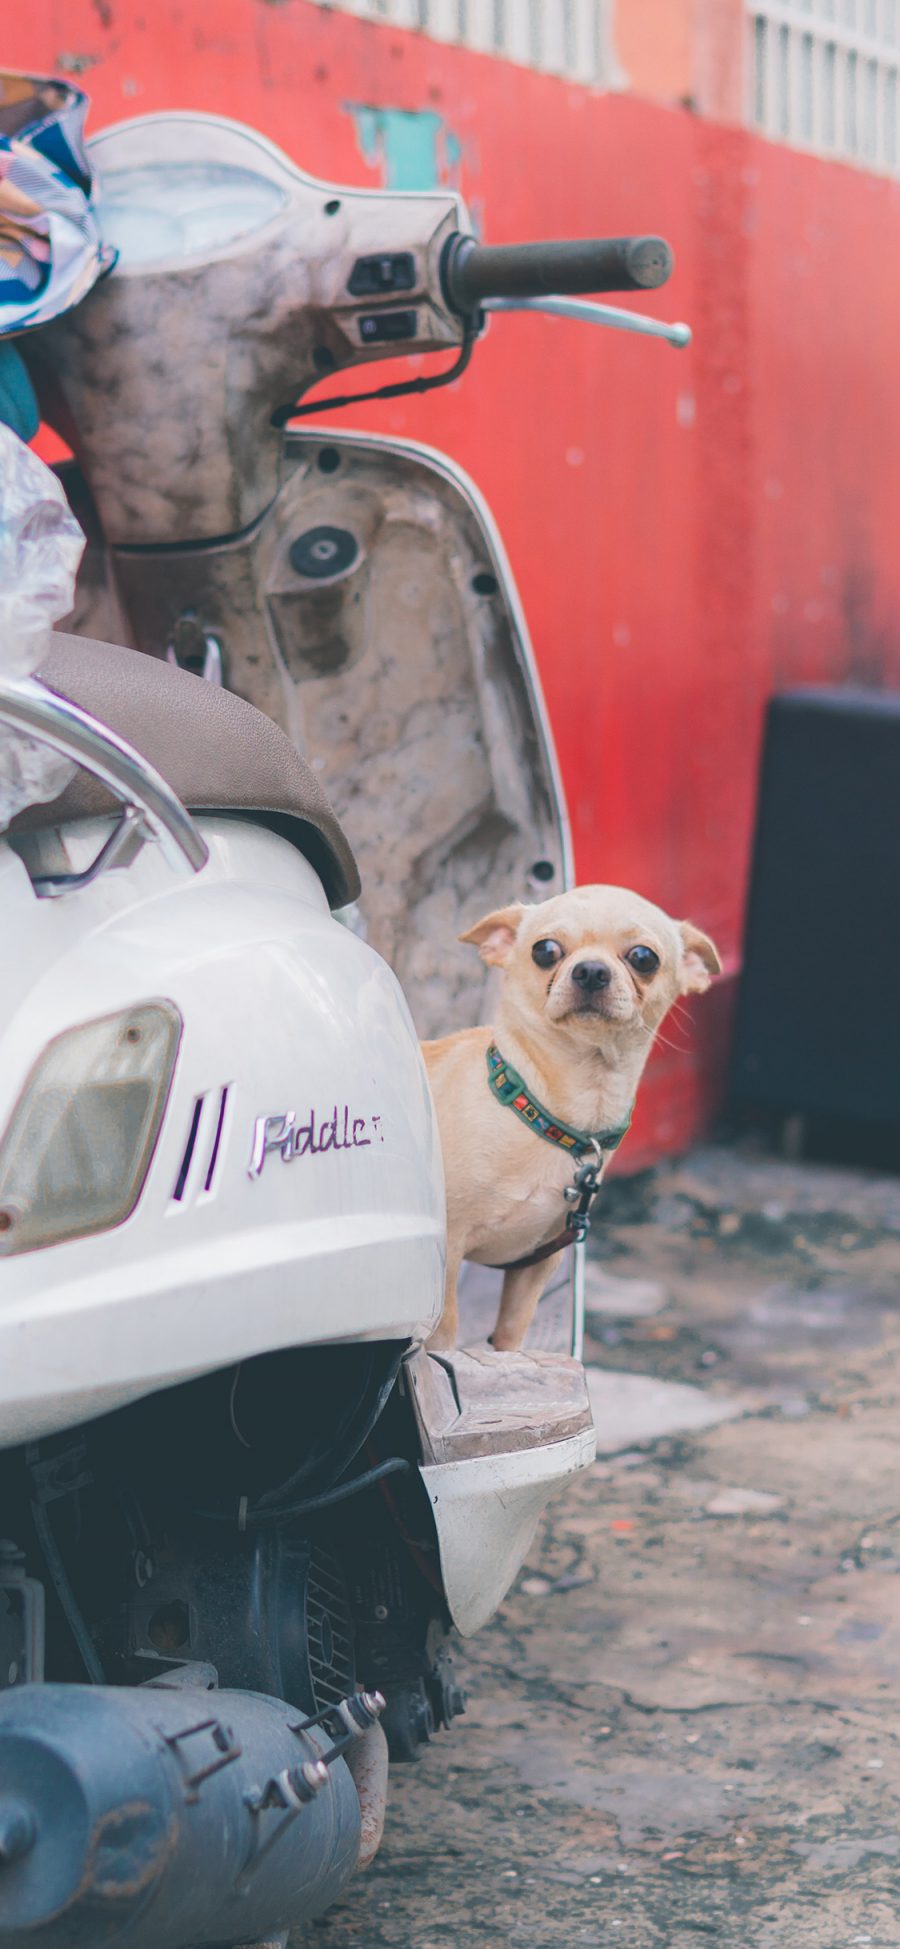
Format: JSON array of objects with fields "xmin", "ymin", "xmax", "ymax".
[{"xmin": 482, "ymin": 294, "xmax": 691, "ymax": 348}]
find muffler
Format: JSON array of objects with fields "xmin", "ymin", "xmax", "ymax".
[{"xmin": 0, "ymin": 1682, "xmax": 367, "ymax": 1947}]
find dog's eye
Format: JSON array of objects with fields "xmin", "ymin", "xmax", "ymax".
[
  {"xmin": 531, "ymin": 938, "xmax": 564, "ymax": 969},
  {"xmin": 626, "ymin": 945, "xmax": 660, "ymax": 978}
]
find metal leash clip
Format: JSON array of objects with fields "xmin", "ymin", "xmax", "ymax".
[{"xmin": 563, "ymin": 1138, "xmax": 606, "ymax": 1243}]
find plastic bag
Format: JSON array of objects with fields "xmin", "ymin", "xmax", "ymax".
[{"xmin": 0, "ymin": 422, "xmax": 84, "ymax": 827}]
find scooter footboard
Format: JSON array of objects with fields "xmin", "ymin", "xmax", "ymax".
[{"xmin": 409, "ymin": 1347, "xmax": 597, "ymax": 1634}]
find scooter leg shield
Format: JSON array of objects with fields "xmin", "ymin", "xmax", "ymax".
[{"xmin": 0, "ymin": 1683, "xmax": 360, "ymax": 1948}]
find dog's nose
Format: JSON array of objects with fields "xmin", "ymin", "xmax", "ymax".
[{"xmin": 571, "ymin": 959, "xmax": 612, "ymax": 993}]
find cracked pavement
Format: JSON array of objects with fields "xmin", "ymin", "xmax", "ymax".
[{"xmin": 295, "ymin": 1139, "xmax": 900, "ymax": 1948}]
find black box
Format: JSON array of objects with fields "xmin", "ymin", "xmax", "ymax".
[{"xmin": 731, "ymin": 687, "xmax": 900, "ymax": 1128}]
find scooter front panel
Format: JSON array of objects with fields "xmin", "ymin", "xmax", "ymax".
[{"xmin": 0, "ymin": 818, "xmax": 444, "ymax": 1448}]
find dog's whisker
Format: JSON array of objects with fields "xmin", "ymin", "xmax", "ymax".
[
  {"xmin": 664, "ymin": 995, "xmax": 706, "ymax": 1032},
  {"xmin": 635, "ymin": 1018, "xmax": 692, "ymax": 1057}
]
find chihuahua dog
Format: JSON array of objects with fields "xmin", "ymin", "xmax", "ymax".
[{"xmin": 422, "ymin": 885, "xmax": 720, "ymax": 1352}]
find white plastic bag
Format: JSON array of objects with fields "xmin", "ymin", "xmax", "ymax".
[{"xmin": 0, "ymin": 422, "xmax": 84, "ymax": 827}]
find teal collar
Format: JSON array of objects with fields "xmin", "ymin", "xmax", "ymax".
[{"xmin": 486, "ymin": 1044, "xmax": 632, "ymax": 1157}]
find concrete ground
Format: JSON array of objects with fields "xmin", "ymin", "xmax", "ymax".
[{"xmin": 297, "ymin": 1138, "xmax": 900, "ymax": 1949}]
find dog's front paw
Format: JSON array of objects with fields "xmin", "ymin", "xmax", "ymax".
[
  {"xmin": 426, "ymin": 1326, "xmax": 457, "ymax": 1353},
  {"xmin": 489, "ymin": 1329, "xmax": 524, "ymax": 1354}
]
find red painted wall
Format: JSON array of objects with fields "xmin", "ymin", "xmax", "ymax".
[{"xmin": 8, "ymin": 4, "xmax": 900, "ymax": 1166}]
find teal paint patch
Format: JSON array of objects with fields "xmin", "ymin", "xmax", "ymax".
[{"xmin": 346, "ymin": 105, "xmax": 454, "ymax": 191}]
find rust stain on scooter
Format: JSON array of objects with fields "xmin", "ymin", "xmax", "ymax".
[{"xmin": 75, "ymin": 1800, "xmax": 176, "ymax": 1905}]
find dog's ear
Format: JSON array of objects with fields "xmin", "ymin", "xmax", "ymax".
[
  {"xmin": 679, "ymin": 921, "xmax": 721, "ymax": 994},
  {"xmin": 459, "ymin": 903, "xmax": 527, "ymax": 967}
]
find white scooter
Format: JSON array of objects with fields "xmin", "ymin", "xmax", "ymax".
[{"xmin": 0, "ymin": 106, "xmax": 687, "ymax": 1948}]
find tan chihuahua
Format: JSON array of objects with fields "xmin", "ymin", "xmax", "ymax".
[{"xmin": 422, "ymin": 885, "xmax": 720, "ymax": 1353}]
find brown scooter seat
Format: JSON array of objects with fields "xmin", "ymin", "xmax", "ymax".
[{"xmin": 9, "ymin": 632, "xmax": 360, "ymax": 909}]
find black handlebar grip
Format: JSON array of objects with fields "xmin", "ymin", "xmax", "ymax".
[{"xmin": 441, "ymin": 234, "xmax": 674, "ymax": 311}]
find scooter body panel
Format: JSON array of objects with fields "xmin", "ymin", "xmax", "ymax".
[{"xmin": 0, "ymin": 816, "xmax": 444, "ymax": 1447}]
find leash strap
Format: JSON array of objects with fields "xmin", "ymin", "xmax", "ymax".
[{"xmin": 491, "ymin": 1227, "xmax": 573, "ymax": 1272}]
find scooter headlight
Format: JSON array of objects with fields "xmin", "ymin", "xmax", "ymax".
[{"xmin": 0, "ymin": 1004, "xmax": 181, "ymax": 1256}]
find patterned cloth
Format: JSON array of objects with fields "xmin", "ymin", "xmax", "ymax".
[
  {"xmin": 0, "ymin": 68, "xmax": 114, "ymax": 338},
  {"xmin": 485, "ymin": 1043, "xmax": 632, "ymax": 1156}
]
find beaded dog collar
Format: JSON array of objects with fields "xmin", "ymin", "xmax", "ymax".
[{"xmin": 485, "ymin": 1044, "xmax": 632, "ymax": 1156}]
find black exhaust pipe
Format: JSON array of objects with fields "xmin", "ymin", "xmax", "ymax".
[{"xmin": 0, "ymin": 1682, "xmax": 364, "ymax": 1947}]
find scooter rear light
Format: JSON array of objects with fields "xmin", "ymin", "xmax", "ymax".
[{"xmin": 0, "ymin": 1003, "xmax": 181, "ymax": 1256}]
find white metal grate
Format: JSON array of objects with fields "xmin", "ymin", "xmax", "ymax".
[
  {"xmin": 748, "ymin": 1, "xmax": 899, "ymax": 172},
  {"xmin": 307, "ymin": 0, "xmax": 612, "ymax": 85}
]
